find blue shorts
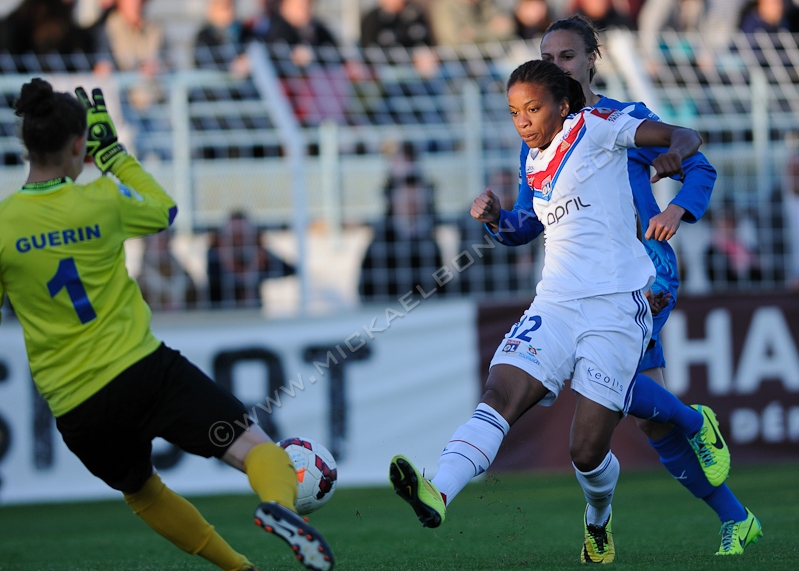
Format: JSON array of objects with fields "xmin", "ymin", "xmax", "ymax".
[{"xmin": 637, "ymin": 293, "xmax": 675, "ymax": 372}]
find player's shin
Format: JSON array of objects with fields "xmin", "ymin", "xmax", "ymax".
[
  {"xmin": 628, "ymin": 373, "xmax": 703, "ymax": 436},
  {"xmin": 650, "ymin": 428, "xmax": 746, "ymax": 522},
  {"xmin": 650, "ymin": 427, "xmax": 715, "ymax": 498},
  {"xmin": 574, "ymin": 451, "xmax": 619, "ymax": 526},
  {"xmin": 431, "ymin": 403, "xmax": 509, "ymax": 504},
  {"xmin": 124, "ymin": 473, "xmax": 253, "ymax": 571}
]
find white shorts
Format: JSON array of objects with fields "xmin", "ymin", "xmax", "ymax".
[{"xmin": 489, "ymin": 290, "xmax": 652, "ymax": 413}]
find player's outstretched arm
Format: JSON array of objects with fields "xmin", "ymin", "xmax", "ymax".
[{"xmin": 76, "ymin": 85, "xmax": 177, "ymax": 234}]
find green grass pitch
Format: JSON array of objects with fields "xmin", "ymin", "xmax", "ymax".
[{"xmin": 1, "ymin": 462, "xmax": 797, "ymax": 571}]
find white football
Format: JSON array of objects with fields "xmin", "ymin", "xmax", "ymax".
[{"xmin": 278, "ymin": 437, "xmax": 338, "ymax": 515}]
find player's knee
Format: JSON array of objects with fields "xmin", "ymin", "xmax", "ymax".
[
  {"xmin": 116, "ymin": 463, "xmax": 156, "ymax": 496},
  {"xmin": 570, "ymin": 443, "xmax": 608, "ymax": 472}
]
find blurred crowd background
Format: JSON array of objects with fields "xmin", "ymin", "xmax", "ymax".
[{"xmin": 1, "ymin": 0, "xmax": 798, "ymax": 315}]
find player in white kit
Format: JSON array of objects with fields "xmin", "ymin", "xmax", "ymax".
[{"xmin": 389, "ymin": 59, "xmax": 718, "ymax": 563}]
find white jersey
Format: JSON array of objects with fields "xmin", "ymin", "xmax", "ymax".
[{"xmin": 525, "ymin": 107, "xmax": 656, "ymax": 301}]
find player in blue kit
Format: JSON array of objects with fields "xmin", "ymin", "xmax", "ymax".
[{"xmin": 505, "ymin": 15, "xmax": 760, "ymax": 558}]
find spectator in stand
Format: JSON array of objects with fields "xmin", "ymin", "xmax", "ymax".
[
  {"xmin": 194, "ymin": 0, "xmax": 250, "ymax": 77},
  {"xmin": 359, "ymin": 173, "xmax": 448, "ymax": 302},
  {"xmin": 207, "ymin": 211, "xmax": 295, "ymax": 309},
  {"xmin": 513, "ymin": 0, "xmax": 553, "ymax": 40},
  {"xmin": 98, "ymin": 0, "xmax": 165, "ymax": 108},
  {"xmin": 569, "ymin": 0, "xmax": 634, "ymax": 30},
  {"xmin": 264, "ymin": 0, "xmax": 337, "ymax": 57},
  {"xmin": 193, "ymin": 0, "xmax": 274, "ymax": 160},
  {"xmin": 704, "ymin": 207, "xmax": 763, "ymax": 286},
  {"xmin": 738, "ymin": 0, "xmax": 793, "ymax": 66},
  {"xmin": 262, "ymin": 0, "xmax": 346, "ymax": 124},
  {"xmin": 456, "ymin": 167, "xmax": 535, "ymax": 296},
  {"xmin": 360, "ymin": 0, "xmax": 434, "ymax": 49},
  {"xmin": 0, "ymin": 0, "xmax": 97, "ymax": 71},
  {"xmin": 739, "ymin": 0, "xmax": 790, "ymax": 33},
  {"xmin": 137, "ymin": 230, "xmax": 198, "ymax": 311},
  {"xmin": 429, "ymin": 0, "xmax": 515, "ymax": 46},
  {"xmin": 100, "ymin": 0, "xmax": 163, "ymax": 73}
]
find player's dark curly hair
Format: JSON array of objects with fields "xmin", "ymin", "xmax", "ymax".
[
  {"xmin": 543, "ymin": 15, "xmax": 602, "ymax": 81},
  {"xmin": 14, "ymin": 78, "xmax": 86, "ymax": 163},
  {"xmin": 507, "ymin": 60, "xmax": 586, "ymax": 115}
]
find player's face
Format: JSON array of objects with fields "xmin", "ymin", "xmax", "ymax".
[
  {"xmin": 508, "ymin": 81, "xmax": 570, "ymax": 150},
  {"xmin": 540, "ymin": 30, "xmax": 595, "ymax": 92}
]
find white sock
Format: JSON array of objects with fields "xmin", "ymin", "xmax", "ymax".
[
  {"xmin": 574, "ymin": 451, "xmax": 619, "ymax": 526},
  {"xmin": 432, "ymin": 403, "xmax": 509, "ymax": 504}
]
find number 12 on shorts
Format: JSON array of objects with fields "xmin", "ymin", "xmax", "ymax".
[
  {"xmin": 48, "ymin": 257, "xmax": 97, "ymax": 324},
  {"xmin": 508, "ymin": 315, "xmax": 542, "ymax": 341}
]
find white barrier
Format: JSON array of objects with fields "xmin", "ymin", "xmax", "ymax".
[{"xmin": 0, "ymin": 300, "xmax": 479, "ymax": 504}]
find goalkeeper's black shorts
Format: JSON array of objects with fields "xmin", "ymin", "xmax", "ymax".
[{"xmin": 55, "ymin": 343, "xmax": 251, "ymax": 494}]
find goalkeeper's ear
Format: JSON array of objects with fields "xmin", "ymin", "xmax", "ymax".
[{"xmin": 75, "ymin": 86, "xmax": 91, "ymax": 109}]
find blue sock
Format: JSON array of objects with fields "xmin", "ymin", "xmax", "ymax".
[
  {"xmin": 628, "ymin": 374, "xmax": 703, "ymax": 436},
  {"xmin": 649, "ymin": 428, "xmax": 715, "ymax": 499},
  {"xmin": 651, "ymin": 428, "xmax": 747, "ymax": 524},
  {"xmin": 704, "ymin": 484, "xmax": 747, "ymax": 523}
]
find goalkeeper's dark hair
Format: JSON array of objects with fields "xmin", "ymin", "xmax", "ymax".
[
  {"xmin": 507, "ymin": 60, "xmax": 586, "ymax": 114},
  {"xmin": 543, "ymin": 15, "xmax": 602, "ymax": 81},
  {"xmin": 14, "ymin": 78, "xmax": 86, "ymax": 163}
]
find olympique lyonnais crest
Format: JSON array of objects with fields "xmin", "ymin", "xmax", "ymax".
[
  {"xmin": 526, "ymin": 171, "xmax": 552, "ymax": 197},
  {"xmin": 540, "ymin": 176, "xmax": 553, "ymax": 197}
]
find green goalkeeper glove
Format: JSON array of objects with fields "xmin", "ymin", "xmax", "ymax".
[{"xmin": 75, "ymin": 86, "xmax": 127, "ymax": 173}]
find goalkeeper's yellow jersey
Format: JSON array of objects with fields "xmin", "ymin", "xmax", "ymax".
[{"xmin": 0, "ymin": 156, "xmax": 177, "ymax": 417}]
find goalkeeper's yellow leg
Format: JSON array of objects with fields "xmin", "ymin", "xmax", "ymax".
[{"xmin": 124, "ymin": 473, "xmax": 254, "ymax": 571}]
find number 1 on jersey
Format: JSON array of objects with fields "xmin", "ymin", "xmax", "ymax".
[{"xmin": 48, "ymin": 257, "xmax": 97, "ymax": 324}]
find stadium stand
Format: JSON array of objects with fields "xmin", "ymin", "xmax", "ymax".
[{"xmin": 1, "ymin": 0, "xmax": 797, "ymax": 313}]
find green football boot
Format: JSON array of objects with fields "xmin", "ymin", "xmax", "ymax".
[
  {"xmin": 688, "ymin": 405, "xmax": 731, "ymax": 487},
  {"xmin": 389, "ymin": 455, "xmax": 446, "ymax": 528},
  {"xmin": 716, "ymin": 508, "xmax": 763, "ymax": 556}
]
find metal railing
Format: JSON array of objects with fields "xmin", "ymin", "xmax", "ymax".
[{"xmin": 1, "ymin": 31, "xmax": 797, "ymax": 314}]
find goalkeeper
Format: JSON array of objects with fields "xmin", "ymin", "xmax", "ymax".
[{"xmin": 0, "ymin": 78, "xmax": 334, "ymax": 571}]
